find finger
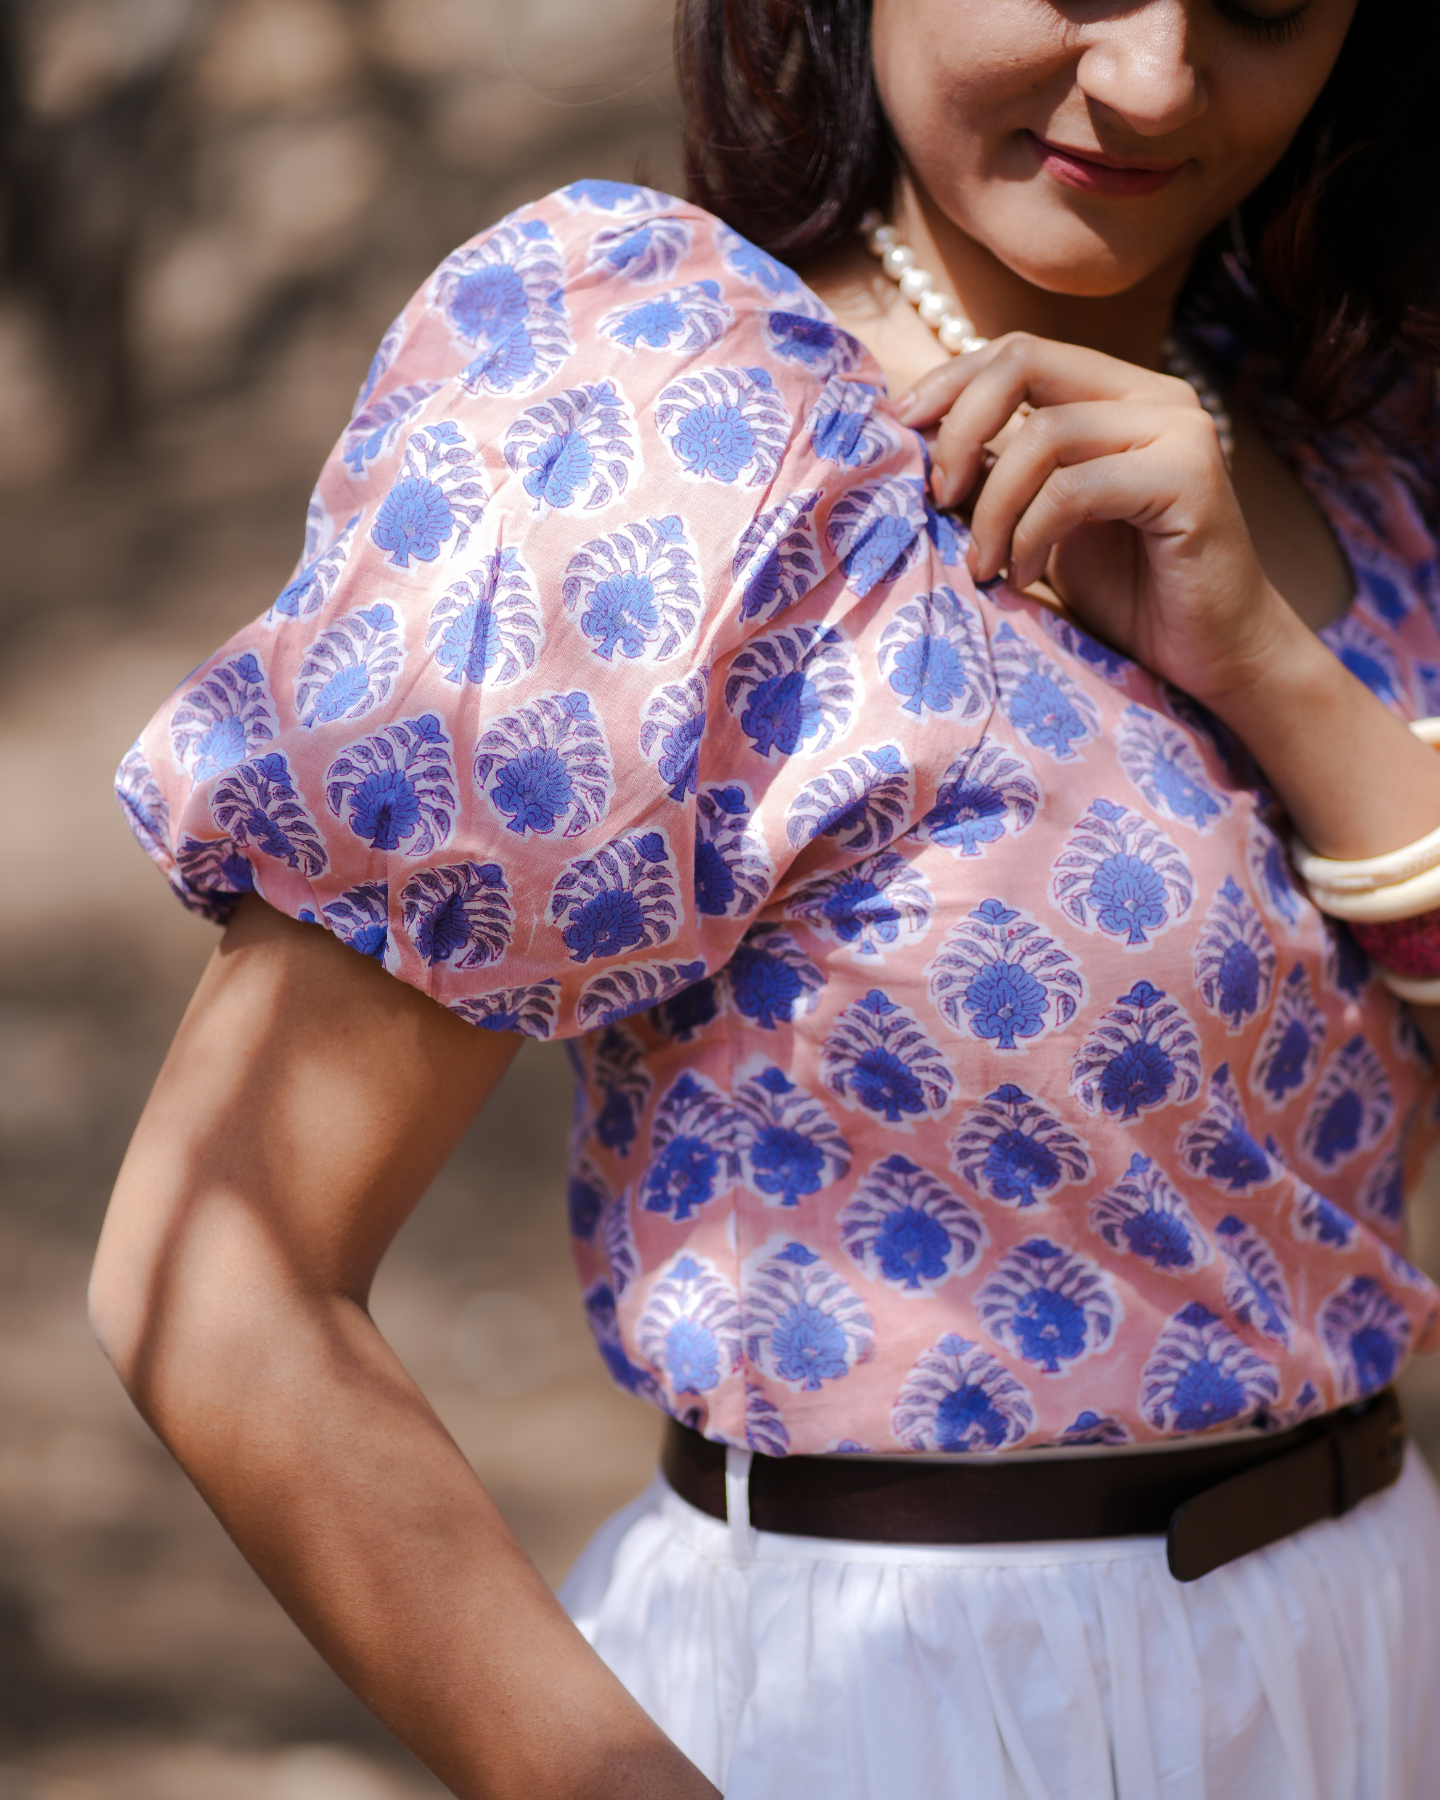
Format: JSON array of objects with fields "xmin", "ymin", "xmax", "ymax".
[{"xmin": 966, "ymin": 400, "xmax": 1171, "ymax": 582}]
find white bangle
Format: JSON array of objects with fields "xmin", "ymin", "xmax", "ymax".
[
  {"xmin": 1377, "ymin": 966, "xmax": 1440, "ymax": 1005},
  {"xmin": 1304, "ymin": 859, "xmax": 1440, "ymax": 922},
  {"xmin": 1291, "ymin": 716, "xmax": 1440, "ymax": 896}
]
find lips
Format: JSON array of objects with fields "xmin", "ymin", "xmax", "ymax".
[{"xmin": 1028, "ymin": 131, "xmax": 1185, "ymax": 198}]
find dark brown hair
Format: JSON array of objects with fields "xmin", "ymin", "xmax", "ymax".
[{"xmin": 676, "ymin": 0, "xmax": 1440, "ymax": 424}]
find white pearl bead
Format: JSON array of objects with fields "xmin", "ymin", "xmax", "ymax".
[
  {"xmin": 867, "ymin": 225, "xmax": 898, "ymax": 256},
  {"xmin": 858, "ymin": 210, "xmax": 884, "ymax": 235},
  {"xmin": 898, "ymin": 266, "xmax": 933, "ymax": 302},
  {"xmin": 960, "ymin": 336, "xmax": 990, "ymax": 355},
  {"xmin": 917, "ymin": 290, "xmax": 951, "ymax": 326},
  {"xmin": 882, "ymin": 243, "xmax": 916, "ymax": 278},
  {"xmin": 937, "ymin": 315, "xmax": 975, "ymax": 352}
]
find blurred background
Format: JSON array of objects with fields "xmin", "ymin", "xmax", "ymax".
[{"xmin": 2, "ymin": 3, "xmax": 1440, "ymax": 1797}]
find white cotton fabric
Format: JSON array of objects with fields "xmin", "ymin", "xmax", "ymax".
[{"xmin": 559, "ymin": 1447, "xmax": 1440, "ymax": 1800}]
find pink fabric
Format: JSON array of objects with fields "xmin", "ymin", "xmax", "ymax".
[{"xmin": 116, "ymin": 183, "xmax": 1440, "ymax": 1457}]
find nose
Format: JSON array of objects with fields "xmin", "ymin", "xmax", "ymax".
[{"xmin": 1075, "ymin": 2, "xmax": 1206, "ymax": 137}]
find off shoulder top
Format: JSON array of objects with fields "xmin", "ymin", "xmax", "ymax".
[{"xmin": 116, "ymin": 179, "xmax": 1440, "ymax": 1457}]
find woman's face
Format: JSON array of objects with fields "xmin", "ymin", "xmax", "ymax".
[{"xmin": 871, "ymin": 0, "xmax": 1359, "ymax": 298}]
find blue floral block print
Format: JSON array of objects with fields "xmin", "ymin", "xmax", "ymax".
[
  {"xmin": 746, "ymin": 1383, "xmax": 791, "ymax": 1456},
  {"xmin": 928, "ymin": 899, "xmax": 1085, "ymax": 1052},
  {"xmin": 840, "ymin": 1155, "xmax": 987, "ymax": 1292},
  {"xmin": 600, "ymin": 1185, "xmax": 640, "ymax": 1301},
  {"xmin": 1176, "ymin": 1063, "xmax": 1277, "ymax": 1193},
  {"xmin": 585, "ymin": 1025, "xmax": 651, "ymax": 1158},
  {"xmin": 719, "ymin": 924, "xmax": 825, "ymax": 1030},
  {"xmin": 768, "ymin": 312, "xmax": 866, "ymax": 376},
  {"xmin": 784, "ymin": 848, "xmax": 933, "ymax": 963},
  {"xmin": 211, "ymin": 753, "xmax": 328, "ymax": 876},
  {"xmin": 473, "ymin": 689, "xmax": 613, "ymax": 839},
  {"xmin": 821, "ymin": 988, "xmax": 956, "ymax": 1128},
  {"xmin": 430, "ymin": 215, "xmax": 573, "ymax": 395},
  {"xmin": 322, "ymin": 880, "xmax": 390, "ymax": 965},
  {"xmin": 562, "ymin": 516, "xmax": 701, "ymax": 663},
  {"xmin": 1140, "ymin": 1303, "xmax": 1281, "ymax": 1433},
  {"xmin": 1320, "ymin": 1276, "xmax": 1413, "ymax": 1400},
  {"xmin": 1053, "ymin": 1411, "xmax": 1133, "ymax": 1447},
  {"xmin": 559, "ymin": 179, "xmax": 680, "ymax": 216},
  {"xmin": 1301, "ymin": 1035, "xmax": 1395, "ymax": 1172},
  {"xmin": 655, "ymin": 365, "xmax": 791, "ymax": 487},
  {"xmin": 341, "ymin": 379, "xmax": 445, "ymax": 482},
  {"xmin": 267, "ymin": 507, "xmax": 359, "ymax": 625},
  {"xmin": 116, "ymin": 741, "xmax": 170, "ymax": 860},
  {"xmin": 1214, "ymin": 1217, "xmax": 1294, "ymax": 1346},
  {"xmin": 400, "ymin": 861, "xmax": 512, "ymax": 970},
  {"xmin": 449, "ymin": 979, "xmax": 561, "ymax": 1040},
  {"xmin": 715, "ymin": 222, "xmax": 804, "ymax": 298},
  {"xmin": 1357, "ymin": 1142, "xmax": 1405, "ymax": 1228},
  {"xmin": 1192, "ymin": 876, "xmax": 1275, "ymax": 1034},
  {"xmin": 587, "ymin": 211, "xmax": 693, "ymax": 285},
  {"xmin": 825, "ymin": 476, "xmax": 928, "ymax": 597},
  {"xmin": 1290, "ymin": 1176, "xmax": 1359, "ymax": 1250},
  {"xmin": 503, "ymin": 381, "xmax": 637, "ymax": 512},
  {"xmin": 892, "ymin": 1334, "xmax": 1036, "ymax": 1452},
  {"xmin": 295, "ymin": 604, "xmax": 406, "ymax": 729},
  {"xmin": 948, "ymin": 1084, "xmax": 1093, "ymax": 1210},
  {"xmin": 977, "ymin": 1239, "xmax": 1119, "ymax": 1375},
  {"xmin": 174, "ymin": 833, "xmax": 254, "ymax": 919},
  {"xmin": 1051, "ymin": 799, "xmax": 1193, "ymax": 948},
  {"xmin": 598, "ymin": 280, "xmax": 732, "ymax": 355},
  {"xmin": 170, "ymin": 653, "xmax": 278, "ymax": 784},
  {"xmin": 731, "ymin": 491, "xmax": 821, "ymax": 621},
  {"xmin": 325, "ymin": 714, "xmax": 456, "ymax": 858},
  {"xmin": 549, "ymin": 829, "xmax": 681, "ymax": 964},
  {"xmin": 1116, "ymin": 704, "xmax": 1227, "ymax": 833},
  {"xmin": 566, "ymin": 1151, "xmax": 611, "ymax": 1243},
  {"xmin": 724, "ymin": 621, "xmax": 857, "ymax": 759},
  {"xmin": 732, "ymin": 1059, "xmax": 851, "ymax": 1206},
  {"xmin": 637, "ymin": 1254, "xmax": 741, "ymax": 1397},
  {"xmin": 426, "ymin": 548, "xmax": 544, "ymax": 689},
  {"xmin": 640, "ymin": 671, "xmax": 708, "ymax": 803},
  {"xmin": 785, "ymin": 745, "xmax": 913, "ymax": 853},
  {"xmin": 992, "ymin": 623, "xmax": 1100, "ymax": 761},
  {"xmin": 1070, "ymin": 981, "xmax": 1202, "ymax": 1123},
  {"xmin": 693, "ymin": 783, "xmax": 772, "ymax": 919},
  {"xmin": 584, "ymin": 1280, "xmax": 663, "ymax": 1404},
  {"xmin": 1249, "ymin": 963, "xmax": 1326, "ymax": 1110},
  {"xmin": 744, "ymin": 1241, "xmax": 874, "ymax": 1392},
  {"xmin": 370, "ymin": 422, "xmax": 489, "ymax": 570},
  {"xmin": 1246, "ymin": 814, "xmax": 1306, "ymax": 931},
  {"xmin": 1088, "ymin": 1154, "xmax": 1212, "ymax": 1274},
  {"xmin": 643, "ymin": 1071, "xmax": 745, "ymax": 1221},
  {"xmin": 576, "ymin": 957, "xmax": 708, "ymax": 1031},
  {"xmin": 877, "ymin": 584, "xmax": 994, "ymax": 721},
  {"xmin": 803, "ymin": 376, "xmax": 895, "ymax": 469},
  {"xmin": 914, "ymin": 740, "xmax": 1041, "ymax": 860}
]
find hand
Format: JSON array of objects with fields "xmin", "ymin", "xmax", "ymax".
[{"xmin": 896, "ymin": 333, "xmax": 1294, "ymax": 707}]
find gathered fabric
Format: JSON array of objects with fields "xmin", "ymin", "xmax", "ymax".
[{"xmin": 562, "ymin": 1448, "xmax": 1440, "ymax": 1800}]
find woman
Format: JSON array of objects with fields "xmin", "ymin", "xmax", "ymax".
[{"xmin": 93, "ymin": 0, "xmax": 1440, "ymax": 1793}]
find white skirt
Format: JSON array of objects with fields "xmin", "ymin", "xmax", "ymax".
[{"xmin": 559, "ymin": 1447, "xmax": 1440, "ymax": 1800}]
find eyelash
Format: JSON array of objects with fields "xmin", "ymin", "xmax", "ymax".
[{"xmin": 1213, "ymin": 0, "xmax": 1311, "ymax": 41}]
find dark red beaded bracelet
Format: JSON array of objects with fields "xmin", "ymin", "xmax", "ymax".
[{"xmin": 1350, "ymin": 908, "xmax": 1440, "ymax": 980}]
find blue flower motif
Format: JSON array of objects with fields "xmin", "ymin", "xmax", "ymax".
[
  {"xmin": 1300, "ymin": 1034, "xmax": 1394, "ymax": 1172},
  {"xmin": 1041, "ymin": 613, "xmax": 1136, "ymax": 683},
  {"xmin": 174, "ymin": 833, "xmax": 255, "ymax": 920},
  {"xmin": 449, "ymin": 979, "xmax": 561, "ymax": 1040},
  {"xmin": 474, "ymin": 689, "xmax": 613, "ymax": 839},
  {"xmin": 1089, "ymin": 1154, "xmax": 1212, "ymax": 1273},
  {"xmin": 992, "ymin": 623, "xmax": 1101, "ymax": 761},
  {"xmin": 1051, "ymin": 798, "xmax": 1193, "ymax": 947},
  {"xmin": 431, "ymin": 216, "xmax": 573, "ymax": 395},
  {"xmin": 1290, "ymin": 1175, "xmax": 1359, "ymax": 1249},
  {"xmin": 637, "ymin": 1254, "xmax": 742, "ymax": 1397},
  {"xmin": 1246, "ymin": 814, "xmax": 1305, "ymax": 930},
  {"xmin": 550, "ymin": 829, "xmax": 680, "ymax": 964},
  {"xmin": 743, "ymin": 1240, "xmax": 873, "ymax": 1392},
  {"xmin": 892, "ymin": 1334, "xmax": 1036, "ymax": 1453},
  {"xmin": 503, "ymin": 381, "xmax": 636, "ymax": 512},
  {"xmin": 655, "ymin": 365, "xmax": 791, "ymax": 487},
  {"xmin": 766, "ymin": 311, "xmax": 865, "ymax": 373},
  {"xmin": 841, "ymin": 1154, "xmax": 986, "ymax": 1292},
  {"xmin": 785, "ymin": 744, "xmax": 913, "ymax": 852},
  {"xmin": 563, "ymin": 515, "xmax": 701, "ymax": 662},
  {"xmin": 1249, "ymin": 963, "xmax": 1325, "ymax": 1109},
  {"xmin": 977, "ymin": 1239, "xmax": 1119, "ymax": 1375},
  {"xmin": 1357, "ymin": 1142, "xmax": 1404, "ymax": 1228},
  {"xmin": 599, "ymin": 279, "xmax": 732, "ymax": 353},
  {"xmin": 210, "ymin": 751, "xmax": 329, "ymax": 875},
  {"xmin": 267, "ymin": 507, "xmax": 359, "ymax": 624},
  {"xmin": 370, "ymin": 422, "xmax": 489, "ymax": 568},
  {"xmin": 715, "ymin": 224, "xmax": 802, "ymax": 297},
  {"xmin": 746, "ymin": 1383, "xmax": 791, "ymax": 1456},
  {"xmin": 1321, "ymin": 615, "xmax": 1402, "ymax": 703},
  {"xmin": 341, "ymin": 379, "xmax": 442, "ymax": 477},
  {"xmin": 1069, "ymin": 980, "xmax": 1202, "ymax": 1122},
  {"xmin": 1192, "ymin": 876, "xmax": 1275, "ymax": 1033},
  {"xmin": 1320, "ymin": 1276, "xmax": 1412, "ymax": 1400},
  {"xmin": 803, "ymin": 376, "xmax": 894, "ymax": 467},
  {"xmin": 928, "ymin": 898, "xmax": 1085, "ymax": 1052},
  {"xmin": 731, "ymin": 491, "xmax": 821, "ymax": 621},
  {"xmin": 1140, "ymin": 1303, "xmax": 1281, "ymax": 1433},
  {"xmin": 916, "ymin": 739, "xmax": 1042, "ymax": 860},
  {"xmin": 643, "ymin": 1071, "xmax": 746, "ymax": 1221},
  {"xmin": 1053, "ymin": 1412, "xmax": 1134, "ymax": 1447},
  {"xmin": 692, "ymin": 782, "xmax": 773, "ymax": 919},
  {"xmin": 784, "ymin": 848, "xmax": 932, "ymax": 962},
  {"xmin": 400, "ymin": 861, "xmax": 512, "ymax": 970},
  {"xmin": 585, "ymin": 1025, "xmax": 651, "ymax": 1157},
  {"xmin": 877, "ymin": 585, "xmax": 994, "ymax": 720},
  {"xmin": 1116, "ymin": 704, "xmax": 1227, "ymax": 833},
  {"xmin": 1176, "ymin": 1063, "xmax": 1277, "ymax": 1193},
  {"xmin": 576, "ymin": 956, "xmax": 708, "ymax": 1029},
  {"xmin": 948, "ymin": 1083, "xmax": 1093, "ymax": 1209},
  {"xmin": 638, "ymin": 669, "xmax": 708, "ymax": 801},
  {"xmin": 325, "ymin": 714, "xmax": 456, "ymax": 858},
  {"xmin": 295, "ymin": 602, "xmax": 406, "ymax": 729},
  {"xmin": 566, "ymin": 1153, "xmax": 610, "ymax": 1242},
  {"xmin": 1324, "ymin": 917, "xmax": 1373, "ymax": 1001},
  {"xmin": 322, "ymin": 881, "xmax": 390, "ymax": 965},
  {"xmin": 720, "ymin": 923, "xmax": 825, "ymax": 1029},
  {"xmin": 821, "ymin": 988, "xmax": 956, "ymax": 1128},
  {"xmin": 356, "ymin": 310, "xmax": 406, "ymax": 407},
  {"xmin": 560, "ymin": 179, "xmax": 678, "ymax": 213},
  {"xmin": 733, "ymin": 1058, "xmax": 851, "ymax": 1206},
  {"xmin": 724, "ymin": 621, "xmax": 857, "ymax": 759},
  {"xmin": 422, "ymin": 547, "xmax": 544, "ymax": 689},
  {"xmin": 648, "ymin": 972, "xmax": 723, "ymax": 1043},
  {"xmin": 1214, "ymin": 1216, "xmax": 1294, "ymax": 1345},
  {"xmin": 116, "ymin": 741, "xmax": 170, "ymax": 860},
  {"xmin": 824, "ymin": 476, "xmax": 928, "ymax": 596},
  {"xmin": 170, "ymin": 653, "xmax": 278, "ymax": 784},
  {"xmin": 586, "ymin": 214, "xmax": 693, "ymax": 284}
]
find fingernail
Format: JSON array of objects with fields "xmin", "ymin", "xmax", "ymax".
[{"xmin": 894, "ymin": 389, "xmax": 917, "ymax": 421}]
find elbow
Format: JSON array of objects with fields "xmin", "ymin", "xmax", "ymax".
[{"xmin": 88, "ymin": 1236, "xmax": 150, "ymax": 1396}]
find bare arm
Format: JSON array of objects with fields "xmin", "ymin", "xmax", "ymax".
[{"xmin": 89, "ymin": 894, "xmax": 719, "ymax": 1800}]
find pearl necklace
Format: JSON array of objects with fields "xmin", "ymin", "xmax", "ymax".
[{"xmin": 859, "ymin": 212, "xmax": 1235, "ymax": 467}]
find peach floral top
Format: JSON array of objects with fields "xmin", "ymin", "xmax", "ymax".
[{"xmin": 118, "ymin": 182, "xmax": 1440, "ymax": 1456}]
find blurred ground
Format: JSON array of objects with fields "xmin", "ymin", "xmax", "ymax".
[{"xmin": 3, "ymin": 3, "xmax": 1440, "ymax": 1796}]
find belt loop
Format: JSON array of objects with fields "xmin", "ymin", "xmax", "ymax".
[{"xmin": 725, "ymin": 1446, "xmax": 756, "ymax": 1565}]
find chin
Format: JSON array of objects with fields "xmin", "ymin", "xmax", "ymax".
[{"xmin": 973, "ymin": 207, "xmax": 1181, "ymax": 300}]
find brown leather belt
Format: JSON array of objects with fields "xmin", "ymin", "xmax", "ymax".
[{"xmin": 661, "ymin": 1389, "xmax": 1407, "ymax": 1582}]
